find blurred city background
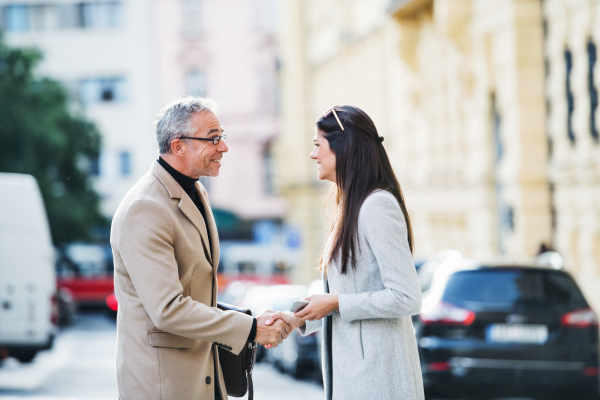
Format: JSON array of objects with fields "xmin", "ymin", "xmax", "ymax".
[{"xmin": 0, "ymin": 0, "xmax": 599, "ymax": 399}]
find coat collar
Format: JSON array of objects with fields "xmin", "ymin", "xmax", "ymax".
[
  {"xmin": 198, "ymin": 184, "xmax": 220, "ymax": 270},
  {"xmin": 151, "ymin": 160, "xmax": 219, "ymax": 268}
]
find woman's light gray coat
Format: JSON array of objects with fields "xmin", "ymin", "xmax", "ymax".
[{"xmin": 300, "ymin": 190, "xmax": 425, "ymax": 400}]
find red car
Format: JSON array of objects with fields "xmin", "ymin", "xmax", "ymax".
[
  {"xmin": 55, "ymin": 244, "xmax": 114, "ymax": 308},
  {"xmin": 103, "ymin": 272, "xmax": 290, "ymax": 317}
]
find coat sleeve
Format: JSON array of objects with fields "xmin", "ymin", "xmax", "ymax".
[
  {"xmin": 298, "ymin": 318, "xmax": 323, "ymax": 337},
  {"xmin": 118, "ymin": 199, "xmax": 253, "ymax": 355},
  {"xmin": 337, "ymin": 192, "xmax": 422, "ymax": 322}
]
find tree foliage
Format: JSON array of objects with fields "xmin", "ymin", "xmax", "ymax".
[{"xmin": 0, "ymin": 33, "xmax": 105, "ymax": 244}]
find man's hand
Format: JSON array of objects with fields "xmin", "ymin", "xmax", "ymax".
[
  {"xmin": 261, "ymin": 311, "xmax": 304, "ymax": 349},
  {"xmin": 254, "ymin": 310, "xmax": 292, "ymax": 348},
  {"xmin": 265, "ymin": 311, "xmax": 304, "ymax": 330}
]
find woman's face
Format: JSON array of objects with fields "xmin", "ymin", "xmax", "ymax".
[{"xmin": 310, "ymin": 128, "xmax": 336, "ymax": 183}]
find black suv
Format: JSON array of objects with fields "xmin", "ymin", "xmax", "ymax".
[{"xmin": 416, "ymin": 259, "xmax": 599, "ymax": 400}]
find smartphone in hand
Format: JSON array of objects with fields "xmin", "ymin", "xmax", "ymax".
[{"xmin": 290, "ymin": 299, "xmax": 310, "ymax": 312}]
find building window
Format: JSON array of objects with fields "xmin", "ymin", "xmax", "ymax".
[
  {"xmin": 565, "ymin": 49, "xmax": 575, "ymax": 145},
  {"xmin": 3, "ymin": 5, "xmax": 29, "ymax": 32},
  {"xmin": 186, "ymin": 70, "xmax": 205, "ymax": 97},
  {"xmin": 263, "ymin": 144, "xmax": 275, "ymax": 194},
  {"xmin": 492, "ymin": 96, "xmax": 503, "ymax": 163},
  {"xmin": 29, "ymin": 5, "xmax": 48, "ymax": 30},
  {"xmin": 503, "ymin": 205, "xmax": 515, "ymax": 232},
  {"xmin": 1, "ymin": 2, "xmax": 120, "ymax": 32},
  {"xmin": 79, "ymin": 77, "xmax": 126, "ymax": 105},
  {"xmin": 588, "ymin": 40, "xmax": 599, "ymax": 143},
  {"xmin": 491, "ymin": 95, "xmax": 507, "ymax": 254},
  {"xmin": 119, "ymin": 151, "xmax": 131, "ymax": 177},
  {"xmin": 182, "ymin": 0, "xmax": 202, "ymax": 37},
  {"xmin": 56, "ymin": 3, "xmax": 81, "ymax": 28},
  {"xmin": 97, "ymin": 150, "xmax": 132, "ymax": 178},
  {"xmin": 257, "ymin": 69, "xmax": 276, "ymax": 113},
  {"xmin": 81, "ymin": 1, "xmax": 121, "ymax": 28},
  {"xmin": 58, "ymin": 1, "xmax": 122, "ymax": 30}
]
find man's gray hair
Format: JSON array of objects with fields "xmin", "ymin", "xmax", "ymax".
[{"xmin": 154, "ymin": 96, "xmax": 219, "ymax": 154}]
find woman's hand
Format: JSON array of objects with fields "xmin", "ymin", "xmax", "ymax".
[
  {"xmin": 294, "ymin": 294, "xmax": 339, "ymax": 322},
  {"xmin": 262, "ymin": 312, "xmax": 305, "ymax": 349}
]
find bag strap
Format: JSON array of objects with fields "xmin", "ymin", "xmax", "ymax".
[
  {"xmin": 248, "ymin": 371, "xmax": 254, "ymax": 400},
  {"xmin": 247, "ymin": 342, "xmax": 256, "ymax": 400}
]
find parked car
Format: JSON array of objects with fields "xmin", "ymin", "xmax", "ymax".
[
  {"xmin": 306, "ymin": 279, "xmax": 325, "ymax": 383},
  {"xmin": 0, "ymin": 173, "xmax": 57, "ymax": 363},
  {"xmin": 265, "ymin": 284, "xmax": 318, "ymax": 378},
  {"xmin": 237, "ymin": 284, "xmax": 312, "ymax": 369},
  {"xmin": 234, "ymin": 284, "xmax": 278, "ymax": 362},
  {"xmin": 105, "ymin": 292, "xmax": 118, "ymax": 319},
  {"xmin": 417, "ymin": 249, "xmax": 462, "ymax": 294},
  {"xmin": 416, "ymin": 258, "xmax": 599, "ymax": 400},
  {"xmin": 56, "ymin": 287, "xmax": 76, "ymax": 326},
  {"xmin": 55, "ymin": 243, "xmax": 114, "ymax": 308}
]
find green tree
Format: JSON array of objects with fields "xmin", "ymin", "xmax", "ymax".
[{"xmin": 0, "ymin": 33, "xmax": 106, "ymax": 244}]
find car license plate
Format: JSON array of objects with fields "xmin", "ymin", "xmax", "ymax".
[{"xmin": 486, "ymin": 324, "xmax": 548, "ymax": 344}]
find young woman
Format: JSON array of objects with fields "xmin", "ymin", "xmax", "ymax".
[{"xmin": 294, "ymin": 105, "xmax": 424, "ymax": 400}]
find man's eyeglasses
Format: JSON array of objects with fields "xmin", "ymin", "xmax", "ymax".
[
  {"xmin": 322, "ymin": 105, "xmax": 344, "ymax": 131},
  {"xmin": 177, "ymin": 135, "xmax": 227, "ymax": 145}
]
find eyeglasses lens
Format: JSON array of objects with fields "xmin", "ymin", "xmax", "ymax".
[{"xmin": 213, "ymin": 135, "xmax": 227, "ymax": 145}]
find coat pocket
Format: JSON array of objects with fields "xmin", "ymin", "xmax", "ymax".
[
  {"xmin": 359, "ymin": 320, "xmax": 364, "ymax": 359},
  {"xmin": 148, "ymin": 330, "xmax": 196, "ymax": 348}
]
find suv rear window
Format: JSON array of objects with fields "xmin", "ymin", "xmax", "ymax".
[{"xmin": 442, "ymin": 268, "xmax": 587, "ymax": 307}]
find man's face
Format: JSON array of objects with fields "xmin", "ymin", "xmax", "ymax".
[{"xmin": 182, "ymin": 111, "xmax": 228, "ymax": 178}]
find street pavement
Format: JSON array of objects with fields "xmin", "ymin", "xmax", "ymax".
[
  {"xmin": 0, "ymin": 311, "xmax": 324, "ymax": 400},
  {"xmin": 0, "ymin": 311, "xmax": 537, "ymax": 400}
]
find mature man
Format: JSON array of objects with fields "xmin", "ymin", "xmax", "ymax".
[{"xmin": 110, "ymin": 97, "xmax": 293, "ymax": 399}]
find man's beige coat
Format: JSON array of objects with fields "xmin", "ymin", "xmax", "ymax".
[{"xmin": 110, "ymin": 160, "xmax": 253, "ymax": 399}]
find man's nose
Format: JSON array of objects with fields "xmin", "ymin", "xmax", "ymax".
[{"xmin": 219, "ymin": 141, "xmax": 229, "ymax": 153}]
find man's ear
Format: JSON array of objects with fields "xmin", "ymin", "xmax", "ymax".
[{"xmin": 170, "ymin": 139, "xmax": 185, "ymax": 157}]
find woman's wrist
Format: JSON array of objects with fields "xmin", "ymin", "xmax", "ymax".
[{"xmin": 330, "ymin": 294, "xmax": 339, "ymax": 313}]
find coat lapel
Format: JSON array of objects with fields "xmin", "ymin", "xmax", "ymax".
[
  {"xmin": 178, "ymin": 193, "xmax": 212, "ymax": 265},
  {"xmin": 151, "ymin": 161, "xmax": 212, "ymax": 264},
  {"xmin": 197, "ymin": 183, "xmax": 220, "ymax": 307},
  {"xmin": 197, "ymin": 183, "xmax": 219, "ymax": 270}
]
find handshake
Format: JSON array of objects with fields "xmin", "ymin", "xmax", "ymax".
[
  {"xmin": 253, "ymin": 310, "xmax": 303, "ymax": 349},
  {"xmin": 252, "ymin": 293, "xmax": 339, "ymax": 348}
]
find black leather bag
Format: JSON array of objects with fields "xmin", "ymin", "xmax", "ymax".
[{"xmin": 216, "ymin": 302, "xmax": 257, "ymax": 399}]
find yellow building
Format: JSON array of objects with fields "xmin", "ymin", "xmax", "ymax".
[
  {"xmin": 275, "ymin": 0, "xmax": 600, "ymax": 309},
  {"xmin": 544, "ymin": 0, "xmax": 600, "ymax": 307}
]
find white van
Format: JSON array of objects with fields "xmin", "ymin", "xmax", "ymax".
[{"xmin": 0, "ymin": 173, "xmax": 57, "ymax": 362}]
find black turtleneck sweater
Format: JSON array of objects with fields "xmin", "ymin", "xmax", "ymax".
[
  {"xmin": 158, "ymin": 156, "xmax": 211, "ymax": 248},
  {"xmin": 158, "ymin": 158, "xmax": 257, "ymax": 399}
]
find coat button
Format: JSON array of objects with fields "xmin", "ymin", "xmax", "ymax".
[{"xmin": 205, "ymin": 376, "xmax": 211, "ymax": 385}]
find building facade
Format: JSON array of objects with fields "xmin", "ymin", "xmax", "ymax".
[
  {"xmin": 0, "ymin": 0, "xmax": 284, "ymax": 222},
  {"xmin": 275, "ymin": 0, "xmax": 600, "ymax": 308},
  {"xmin": 154, "ymin": 0, "xmax": 285, "ymax": 220},
  {"xmin": 543, "ymin": 0, "xmax": 600, "ymax": 307},
  {"xmin": 0, "ymin": 0, "xmax": 159, "ymax": 216}
]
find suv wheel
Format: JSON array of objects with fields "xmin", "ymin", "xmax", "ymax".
[{"xmin": 15, "ymin": 352, "xmax": 37, "ymax": 363}]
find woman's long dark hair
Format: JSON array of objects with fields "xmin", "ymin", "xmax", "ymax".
[{"xmin": 318, "ymin": 105, "xmax": 414, "ymax": 274}]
